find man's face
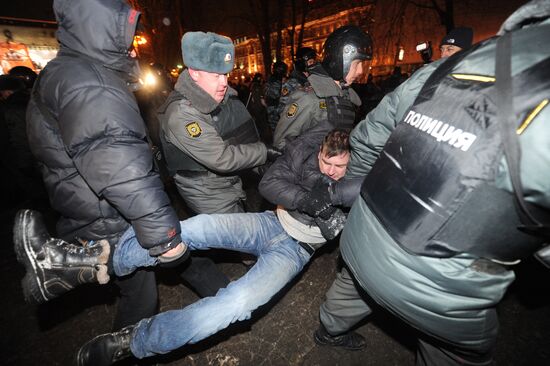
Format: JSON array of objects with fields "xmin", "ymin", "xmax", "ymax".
[
  {"xmin": 303, "ymin": 58, "xmax": 317, "ymax": 76},
  {"xmin": 318, "ymin": 148, "xmax": 350, "ymax": 181},
  {"xmin": 344, "ymin": 59, "xmax": 366, "ymax": 85},
  {"xmin": 440, "ymin": 44, "xmax": 462, "ymax": 58},
  {"xmin": 189, "ymin": 69, "xmax": 228, "ymax": 103}
]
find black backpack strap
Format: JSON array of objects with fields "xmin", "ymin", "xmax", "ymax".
[{"xmin": 495, "ymin": 32, "xmax": 550, "ymax": 239}]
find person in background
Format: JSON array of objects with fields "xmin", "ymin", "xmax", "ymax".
[
  {"xmin": 275, "ymin": 47, "xmax": 318, "ymax": 126},
  {"xmin": 439, "ymin": 26, "xmax": 473, "ymax": 58},
  {"xmin": 264, "ymin": 60, "xmax": 288, "ymax": 133},
  {"xmin": 273, "ymin": 25, "xmax": 371, "ymax": 150}
]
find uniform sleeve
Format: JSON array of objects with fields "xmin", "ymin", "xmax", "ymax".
[
  {"xmin": 58, "ymin": 85, "xmax": 181, "ymax": 250},
  {"xmin": 273, "ymin": 92, "xmax": 320, "ymax": 149},
  {"xmin": 330, "ymin": 176, "xmax": 365, "ymax": 207},
  {"xmin": 347, "ymin": 62, "xmax": 441, "ymax": 178},
  {"xmin": 165, "ymin": 103, "xmax": 267, "ymax": 173}
]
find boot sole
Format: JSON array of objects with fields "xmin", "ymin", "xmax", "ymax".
[
  {"xmin": 313, "ymin": 330, "xmax": 366, "ymax": 351},
  {"xmin": 13, "ymin": 210, "xmax": 48, "ymax": 304}
]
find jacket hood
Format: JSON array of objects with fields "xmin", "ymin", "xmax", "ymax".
[
  {"xmin": 498, "ymin": 0, "xmax": 550, "ymax": 35},
  {"xmin": 53, "ymin": 0, "xmax": 140, "ymax": 74}
]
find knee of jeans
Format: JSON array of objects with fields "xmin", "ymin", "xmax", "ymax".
[{"xmin": 217, "ymin": 287, "xmax": 256, "ymax": 321}]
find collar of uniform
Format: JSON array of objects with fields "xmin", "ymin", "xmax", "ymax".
[
  {"xmin": 307, "ymin": 73, "xmax": 343, "ymax": 98},
  {"xmin": 174, "ymin": 69, "xmax": 220, "ymax": 114}
]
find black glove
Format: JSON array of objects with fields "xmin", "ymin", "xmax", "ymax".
[
  {"xmin": 315, "ymin": 209, "xmax": 346, "ymax": 241},
  {"xmin": 298, "ymin": 178, "xmax": 335, "ymax": 219},
  {"xmin": 265, "ymin": 144, "xmax": 283, "ymax": 161}
]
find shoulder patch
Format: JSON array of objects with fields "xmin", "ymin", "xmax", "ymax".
[
  {"xmin": 281, "ymin": 87, "xmax": 289, "ymax": 96},
  {"xmin": 287, "ymin": 103, "xmax": 299, "ymax": 118},
  {"xmin": 185, "ymin": 122, "xmax": 202, "ymax": 138},
  {"xmin": 319, "ymin": 101, "xmax": 327, "ymax": 109}
]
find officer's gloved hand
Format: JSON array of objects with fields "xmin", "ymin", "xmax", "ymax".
[
  {"xmin": 265, "ymin": 144, "xmax": 283, "ymax": 161},
  {"xmin": 315, "ymin": 209, "xmax": 346, "ymax": 241},
  {"xmin": 298, "ymin": 178, "xmax": 335, "ymax": 219}
]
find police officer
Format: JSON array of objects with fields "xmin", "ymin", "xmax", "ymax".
[
  {"xmin": 273, "ymin": 26, "xmax": 372, "ymax": 149},
  {"xmin": 159, "ymin": 31, "xmax": 281, "ymax": 215},
  {"xmin": 264, "ymin": 60, "xmax": 288, "ymax": 133},
  {"xmin": 276, "ymin": 47, "xmax": 317, "ymax": 125},
  {"xmin": 314, "ymin": 1, "xmax": 550, "ymax": 364}
]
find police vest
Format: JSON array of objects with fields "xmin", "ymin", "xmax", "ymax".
[
  {"xmin": 360, "ymin": 39, "xmax": 550, "ymax": 262},
  {"xmin": 160, "ymin": 93, "xmax": 260, "ymax": 175},
  {"xmin": 325, "ymin": 91, "xmax": 356, "ymax": 131}
]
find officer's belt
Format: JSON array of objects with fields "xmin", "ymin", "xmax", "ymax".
[{"xmin": 176, "ymin": 170, "xmax": 209, "ymax": 178}]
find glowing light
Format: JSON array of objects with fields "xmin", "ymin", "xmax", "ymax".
[
  {"xmin": 133, "ymin": 35, "xmax": 148, "ymax": 48},
  {"xmin": 143, "ymin": 72, "xmax": 157, "ymax": 88},
  {"xmin": 170, "ymin": 69, "xmax": 179, "ymax": 78},
  {"xmin": 398, "ymin": 48, "xmax": 404, "ymax": 61}
]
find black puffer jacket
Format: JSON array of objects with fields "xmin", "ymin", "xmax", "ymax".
[
  {"xmin": 259, "ymin": 121, "xmax": 331, "ymax": 225},
  {"xmin": 26, "ymin": 0, "xmax": 180, "ymax": 250}
]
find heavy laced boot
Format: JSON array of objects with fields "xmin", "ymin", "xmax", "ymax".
[
  {"xmin": 77, "ymin": 325, "xmax": 134, "ymax": 366},
  {"xmin": 314, "ymin": 323, "xmax": 367, "ymax": 351},
  {"xmin": 13, "ymin": 209, "xmax": 110, "ymax": 304}
]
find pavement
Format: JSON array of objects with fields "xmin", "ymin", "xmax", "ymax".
[{"xmin": 2, "ymin": 202, "xmax": 550, "ymax": 366}]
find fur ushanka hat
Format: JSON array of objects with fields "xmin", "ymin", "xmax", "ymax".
[{"xmin": 181, "ymin": 31, "xmax": 235, "ymax": 74}]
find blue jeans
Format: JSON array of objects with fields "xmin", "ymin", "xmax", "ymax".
[{"xmin": 113, "ymin": 211, "xmax": 312, "ymax": 359}]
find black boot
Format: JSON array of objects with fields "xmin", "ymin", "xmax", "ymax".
[
  {"xmin": 313, "ymin": 323, "xmax": 366, "ymax": 351},
  {"xmin": 77, "ymin": 325, "xmax": 134, "ymax": 366},
  {"xmin": 13, "ymin": 209, "xmax": 110, "ymax": 304}
]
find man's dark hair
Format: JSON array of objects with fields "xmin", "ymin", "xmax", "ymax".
[{"xmin": 321, "ymin": 129, "xmax": 350, "ymax": 158}]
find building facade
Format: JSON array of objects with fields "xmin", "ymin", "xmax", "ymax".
[{"xmin": 232, "ymin": 4, "xmax": 373, "ymax": 83}]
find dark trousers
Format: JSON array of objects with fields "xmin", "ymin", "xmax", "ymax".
[
  {"xmin": 320, "ymin": 265, "xmax": 495, "ymax": 366},
  {"xmin": 179, "ymin": 255, "xmax": 230, "ymax": 297},
  {"xmin": 112, "ymin": 268, "xmax": 158, "ymax": 331},
  {"xmin": 417, "ymin": 337, "xmax": 494, "ymax": 366}
]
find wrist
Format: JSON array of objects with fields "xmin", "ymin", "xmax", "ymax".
[{"xmin": 148, "ymin": 234, "xmax": 182, "ymax": 256}]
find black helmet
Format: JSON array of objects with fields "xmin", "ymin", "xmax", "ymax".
[
  {"xmin": 8, "ymin": 66, "xmax": 37, "ymax": 89},
  {"xmin": 272, "ymin": 61, "xmax": 288, "ymax": 79},
  {"xmin": 294, "ymin": 47, "xmax": 317, "ymax": 73},
  {"xmin": 321, "ymin": 25, "xmax": 373, "ymax": 81}
]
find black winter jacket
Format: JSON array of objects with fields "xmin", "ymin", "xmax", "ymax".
[
  {"xmin": 259, "ymin": 121, "xmax": 330, "ymax": 226},
  {"xmin": 26, "ymin": 0, "xmax": 180, "ymax": 250}
]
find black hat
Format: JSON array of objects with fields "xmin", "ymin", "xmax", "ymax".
[{"xmin": 440, "ymin": 27, "xmax": 473, "ymax": 50}]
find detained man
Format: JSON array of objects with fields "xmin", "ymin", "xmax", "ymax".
[{"xmin": 16, "ymin": 128, "xmax": 353, "ymax": 365}]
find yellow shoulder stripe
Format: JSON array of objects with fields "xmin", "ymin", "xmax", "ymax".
[
  {"xmin": 451, "ymin": 73, "xmax": 495, "ymax": 83},
  {"xmin": 517, "ymin": 99, "xmax": 548, "ymax": 135}
]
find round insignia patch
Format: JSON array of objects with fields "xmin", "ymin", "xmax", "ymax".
[
  {"xmin": 319, "ymin": 101, "xmax": 327, "ymax": 109},
  {"xmin": 287, "ymin": 103, "xmax": 299, "ymax": 118},
  {"xmin": 185, "ymin": 122, "xmax": 202, "ymax": 138},
  {"xmin": 224, "ymin": 53, "xmax": 232, "ymax": 63},
  {"xmin": 281, "ymin": 87, "xmax": 289, "ymax": 96}
]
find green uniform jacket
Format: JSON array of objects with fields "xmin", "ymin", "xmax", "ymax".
[
  {"xmin": 342, "ymin": 18, "xmax": 550, "ymax": 352},
  {"xmin": 273, "ymin": 72, "xmax": 361, "ymax": 149},
  {"xmin": 159, "ymin": 70, "xmax": 267, "ymax": 213}
]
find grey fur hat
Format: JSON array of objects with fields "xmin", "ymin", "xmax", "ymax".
[{"xmin": 181, "ymin": 31, "xmax": 235, "ymax": 74}]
